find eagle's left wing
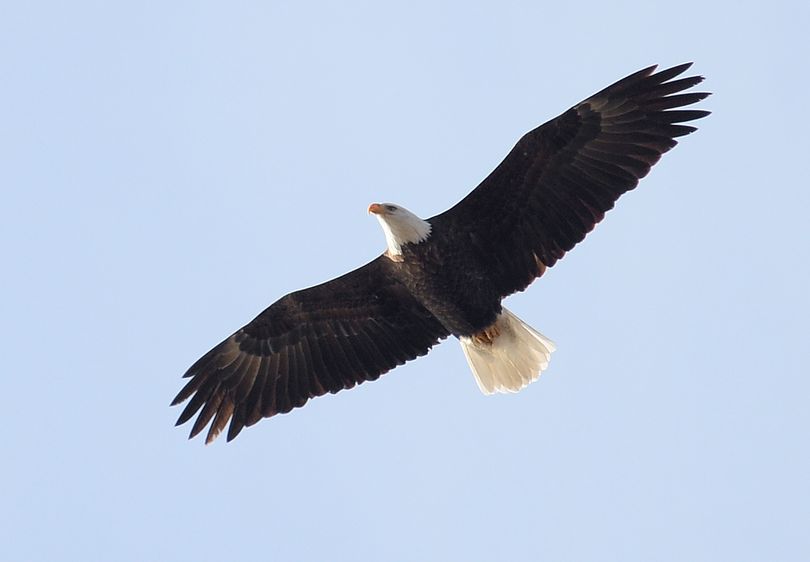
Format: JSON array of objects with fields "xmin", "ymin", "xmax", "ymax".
[{"xmin": 431, "ymin": 63, "xmax": 710, "ymax": 299}]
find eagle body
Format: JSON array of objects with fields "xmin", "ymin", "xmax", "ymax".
[
  {"xmin": 391, "ymin": 232, "xmax": 503, "ymax": 337},
  {"xmin": 172, "ymin": 63, "xmax": 710, "ymax": 443}
]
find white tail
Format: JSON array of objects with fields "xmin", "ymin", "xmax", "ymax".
[{"xmin": 460, "ymin": 308, "xmax": 556, "ymax": 395}]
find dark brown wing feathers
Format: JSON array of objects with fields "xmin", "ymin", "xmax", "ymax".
[
  {"xmin": 172, "ymin": 258, "xmax": 448, "ymax": 443},
  {"xmin": 432, "ymin": 62, "xmax": 709, "ymax": 298}
]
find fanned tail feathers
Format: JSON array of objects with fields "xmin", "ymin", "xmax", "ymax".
[{"xmin": 460, "ymin": 308, "xmax": 555, "ymax": 394}]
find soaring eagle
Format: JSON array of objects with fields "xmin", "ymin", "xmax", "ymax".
[{"xmin": 173, "ymin": 63, "xmax": 709, "ymax": 443}]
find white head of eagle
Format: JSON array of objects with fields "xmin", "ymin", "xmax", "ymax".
[{"xmin": 368, "ymin": 202, "xmax": 432, "ymax": 257}]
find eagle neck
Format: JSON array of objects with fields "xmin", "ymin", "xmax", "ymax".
[{"xmin": 376, "ymin": 214, "xmax": 432, "ymax": 258}]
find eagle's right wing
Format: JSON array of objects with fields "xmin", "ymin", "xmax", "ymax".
[{"xmin": 172, "ymin": 257, "xmax": 448, "ymax": 443}]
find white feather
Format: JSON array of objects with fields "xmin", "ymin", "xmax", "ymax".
[
  {"xmin": 373, "ymin": 204, "xmax": 432, "ymax": 256},
  {"xmin": 460, "ymin": 308, "xmax": 556, "ymax": 394}
]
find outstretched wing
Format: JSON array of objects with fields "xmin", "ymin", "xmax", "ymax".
[
  {"xmin": 431, "ymin": 63, "xmax": 710, "ymax": 298},
  {"xmin": 172, "ymin": 257, "xmax": 449, "ymax": 443}
]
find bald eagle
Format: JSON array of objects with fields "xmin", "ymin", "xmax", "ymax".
[{"xmin": 172, "ymin": 63, "xmax": 709, "ymax": 443}]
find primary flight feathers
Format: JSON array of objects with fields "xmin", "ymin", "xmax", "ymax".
[{"xmin": 172, "ymin": 63, "xmax": 710, "ymax": 443}]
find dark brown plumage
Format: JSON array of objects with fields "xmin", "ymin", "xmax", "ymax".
[
  {"xmin": 172, "ymin": 260, "xmax": 449, "ymax": 443},
  {"xmin": 172, "ymin": 63, "xmax": 709, "ymax": 443},
  {"xmin": 431, "ymin": 62, "xmax": 709, "ymax": 297}
]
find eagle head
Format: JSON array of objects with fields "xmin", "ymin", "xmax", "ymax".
[{"xmin": 368, "ymin": 202, "xmax": 432, "ymax": 257}]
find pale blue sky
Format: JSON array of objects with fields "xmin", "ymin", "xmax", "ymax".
[{"xmin": 2, "ymin": 1, "xmax": 808, "ymax": 561}]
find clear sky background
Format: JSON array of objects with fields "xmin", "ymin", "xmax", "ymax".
[{"xmin": 2, "ymin": 1, "xmax": 808, "ymax": 561}]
